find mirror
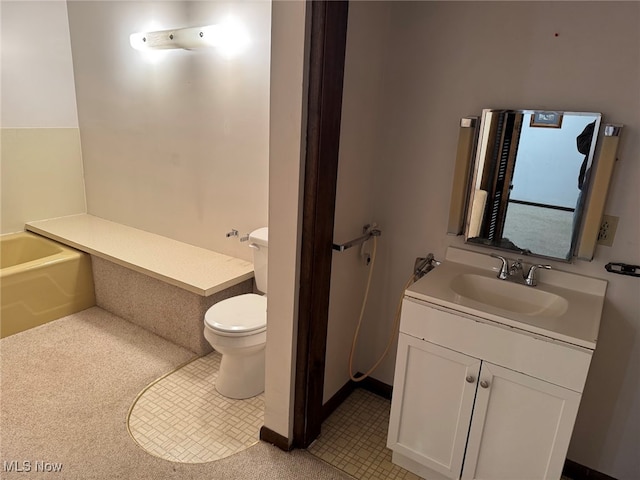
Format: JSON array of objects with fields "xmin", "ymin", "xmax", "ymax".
[{"xmin": 465, "ymin": 109, "xmax": 601, "ymax": 261}]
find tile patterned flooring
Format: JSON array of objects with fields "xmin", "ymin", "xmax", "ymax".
[
  {"xmin": 128, "ymin": 352, "xmax": 417, "ymax": 477},
  {"xmin": 309, "ymin": 389, "xmax": 422, "ymax": 480},
  {"xmin": 128, "ymin": 352, "xmax": 264, "ymax": 463}
]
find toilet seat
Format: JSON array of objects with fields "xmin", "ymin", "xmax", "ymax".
[{"xmin": 205, "ymin": 294, "xmax": 266, "ymax": 336}]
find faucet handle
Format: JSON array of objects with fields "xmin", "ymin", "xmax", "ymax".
[
  {"xmin": 490, "ymin": 253, "xmax": 510, "ymax": 279},
  {"xmin": 525, "ymin": 264, "xmax": 551, "ymax": 286},
  {"xmin": 510, "ymin": 258, "xmax": 525, "ymax": 275}
]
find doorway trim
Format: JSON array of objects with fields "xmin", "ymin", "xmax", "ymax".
[{"xmin": 292, "ymin": 0, "xmax": 350, "ymax": 448}]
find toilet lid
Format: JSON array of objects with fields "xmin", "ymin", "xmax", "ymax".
[{"xmin": 205, "ymin": 294, "xmax": 267, "ymax": 334}]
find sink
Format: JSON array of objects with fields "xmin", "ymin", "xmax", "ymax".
[
  {"xmin": 404, "ymin": 247, "xmax": 607, "ymax": 349},
  {"xmin": 450, "ymin": 273, "xmax": 569, "ymax": 317}
]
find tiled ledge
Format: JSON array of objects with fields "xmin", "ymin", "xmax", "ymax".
[{"xmin": 26, "ymin": 214, "xmax": 253, "ymax": 296}]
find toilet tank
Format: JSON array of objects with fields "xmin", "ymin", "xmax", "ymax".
[{"xmin": 249, "ymin": 227, "xmax": 268, "ymax": 294}]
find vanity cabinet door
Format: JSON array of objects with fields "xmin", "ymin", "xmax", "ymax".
[
  {"xmin": 461, "ymin": 362, "xmax": 581, "ymax": 480},
  {"xmin": 388, "ymin": 333, "xmax": 481, "ymax": 479}
]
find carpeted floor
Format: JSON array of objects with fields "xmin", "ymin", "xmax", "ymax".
[{"xmin": 0, "ymin": 307, "xmax": 352, "ymax": 479}]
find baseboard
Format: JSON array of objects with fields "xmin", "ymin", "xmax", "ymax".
[
  {"xmin": 563, "ymin": 459, "xmax": 617, "ymax": 480},
  {"xmin": 357, "ymin": 373, "xmax": 393, "ymax": 400},
  {"xmin": 322, "ymin": 379, "xmax": 356, "ymax": 420},
  {"xmin": 259, "ymin": 425, "xmax": 292, "ymax": 451},
  {"xmin": 322, "ymin": 374, "xmax": 393, "ymax": 421}
]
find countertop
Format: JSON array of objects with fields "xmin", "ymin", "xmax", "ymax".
[
  {"xmin": 26, "ymin": 214, "xmax": 253, "ymax": 296},
  {"xmin": 405, "ymin": 247, "xmax": 607, "ymax": 350}
]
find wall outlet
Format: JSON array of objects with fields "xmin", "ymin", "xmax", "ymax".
[{"xmin": 597, "ymin": 215, "xmax": 619, "ymax": 247}]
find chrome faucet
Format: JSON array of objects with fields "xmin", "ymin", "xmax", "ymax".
[
  {"xmin": 491, "ymin": 253, "xmax": 510, "ymax": 280},
  {"xmin": 524, "ymin": 264, "xmax": 552, "ymax": 286},
  {"xmin": 490, "ymin": 253, "xmax": 551, "ymax": 286}
]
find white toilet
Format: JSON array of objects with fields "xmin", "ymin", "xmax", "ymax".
[{"xmin": 203, "ymin": 227, "xmax": 268, "ymax": 399}]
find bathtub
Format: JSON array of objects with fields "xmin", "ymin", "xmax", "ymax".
[{"xmin": 1, "ymin": 231, "xmax": 95, "ymax": 338}]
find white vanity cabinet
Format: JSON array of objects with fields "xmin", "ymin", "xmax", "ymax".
[
  {"xmin": 387, "ymin": 334, "xmax": 480, "ymax": 479},
  {"xmin": 461, "ymin": 361, "xmax": 580, "ymax": 480},
  {"xmin": 388, "ymin": 298, "xmax": 592, "ymax": 480}
]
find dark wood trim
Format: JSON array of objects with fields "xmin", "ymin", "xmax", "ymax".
[
  {"xmin": 563, "ymin": 459, "xmax": 617, "ymax": 480},
  {"xmin": 322, "ymin": 376, "xmax": 393, "ymax": 422},
  {"xmin": 357, "ymin": 374, "xmax": 393, "ymax": 400},
  {"xmin": 259, "ymin": 426, "xmax": 292, "ymax": 452},
  {"xmin": 321, "ymin": 380, "xmax": 356, "ymax": 421},
  {"xmin": 293, "ymin": 0, "xmax": 350, "ymax": 449}
]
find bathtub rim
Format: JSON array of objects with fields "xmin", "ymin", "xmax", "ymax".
[
  {"xmin": 0, "ymin": 231, "xmax": 85, "ymax": 279},
  {"xmin": 1, "ymin": 230, "xmax": 96, "ymax": 338}
]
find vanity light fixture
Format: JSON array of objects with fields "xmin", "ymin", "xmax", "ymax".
[
  {"xmin": 577, "ymin": 123, "xmax": 624, "ymax": 260},
  {"xmin": 448, "ymin": 116, "xmax": 479, "ymax": 235},
  {"xmin": 130, "ymin": 25, "xmax": 219, "ymax": 51},
  {"xmin": 130, "ymin": 20, "xmax": 249, "ymax": 55}
]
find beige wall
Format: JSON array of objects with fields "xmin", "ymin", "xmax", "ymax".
[
  {"xmin": 1, "ymin": 129, "xmax": 86, "ymax": 234},
  {"xmin": 66, "ymin": 1, "xmax": 271, "ymax": 261},
  {"xmin": 1, "ymin": 1, "xmax": 86, "ymax": 234},
  {"xmin": 1, "ymin": 1, "xmax": 79, "ymax": 128},
  {"xmin": 332, "ymin": 2, "xmax": 639, "ymax": 478},
  {"xmin": 323, "ymin": 2, "xmax": 390, "ymax": 402}
]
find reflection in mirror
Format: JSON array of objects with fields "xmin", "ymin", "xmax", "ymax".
[{"xmin": 465, "ymin": 109, "xmax": 601, "ymax": 261}]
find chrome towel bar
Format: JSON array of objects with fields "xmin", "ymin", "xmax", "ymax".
[{"xmin": 333, "ymin": 226, "xmax": 381, "ymax": 252}]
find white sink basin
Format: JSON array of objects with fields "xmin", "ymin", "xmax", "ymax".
[
  {"xmin": 404, "ymin": 247, "xmax": 607, "ymax": 349},
  {"xmin": 450, "ymin": 273, "xmax": 569, "ymax": 317}
]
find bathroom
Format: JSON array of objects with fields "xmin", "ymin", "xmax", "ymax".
[{"xmin": 1, "ymin": 1, "xmax": 639, "ymax": 480}]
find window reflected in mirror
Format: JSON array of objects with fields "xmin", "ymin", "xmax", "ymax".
[{"xmin": 465, "ymin": 109, "xmax": 601, "ymax": 261}]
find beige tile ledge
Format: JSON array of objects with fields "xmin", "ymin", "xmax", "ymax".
[{"xmin": 26, "ymin": 214, "xmax": 253, "ymax": 297}]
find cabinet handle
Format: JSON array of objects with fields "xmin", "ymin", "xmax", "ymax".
[
  {"xmin": 466, "ymin": 375, "xmax": 475, "ymax": 383},
  {"xmin": 480, "ymin": 380, "xmax": 490, "ymax": 389}
]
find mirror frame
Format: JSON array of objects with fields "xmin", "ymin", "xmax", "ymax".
[{"xmin": 448, "ymin": 112, "xmax": 623, "ymax": 262}]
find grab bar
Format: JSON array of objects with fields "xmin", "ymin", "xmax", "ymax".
[{"xmin": 333, "ymin": 226, "xmax": 381, "ymax": 252}]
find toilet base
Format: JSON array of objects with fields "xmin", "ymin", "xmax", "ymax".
[{"xmin": 215, "ymin": 346, "xmax": 265, "ymax": 399}]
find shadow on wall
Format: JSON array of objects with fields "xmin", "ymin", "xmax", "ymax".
[{"xmin": 569, "ymin": 299, "xmax": 636, "ymax": 467}]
